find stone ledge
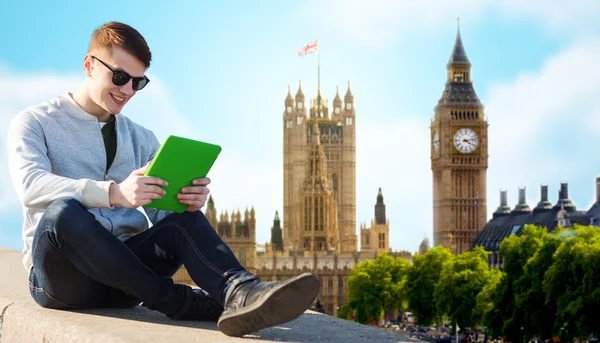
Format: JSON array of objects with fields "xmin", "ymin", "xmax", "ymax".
[{"xmin": 0, "ymin": 247, "xmax": 414, "ymax": 342}]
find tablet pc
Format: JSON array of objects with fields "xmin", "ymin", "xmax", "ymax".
[{"xmin": 143, "ymin": 135, "xmax": 222, "ymax": 213}]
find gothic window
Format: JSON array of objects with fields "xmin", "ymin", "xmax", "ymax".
[
  {"xmin": 346, "ymin": 103, "xmax": 352, "ymax": 110},
  {"xmin": 298, "ymin": 103, "xmax": 303, "ymax": 109},
  {"xmin": 304, "ymin": 198, "xmax": 311, "ymax": 231},
  {"xmin": 345, "ymin": 117, "xmax": 353, "ymax": 125},
  {"xmin": 314, "ymin": 197, "xmax": 319, "ymax": 232},
  {"xmin": 335, "ymin": 107, "xmax": 340, "ymax": 114},
  {"xmin": 286, "ymin": 120, "xmax": 292, "ymax": 129},
  {"xmin": 297, "ymin": 116, "xmax": 303, "ymax": 125},
  {"xmin": 287, "ymin": 106, "xmax": 292, "ymax": 113}
]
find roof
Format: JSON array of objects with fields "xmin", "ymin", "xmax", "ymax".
[
  {"xmin": 436, "ymin": 82, "xmax": 482, "ymax": 109},
  {"xmin": 472, "ymin": 209, "xmax": 561, "ymax": 251},
  {"xmin": 473, "ymin": 203, "xmax": 600, "ymax": 251},
  {"xmin": 448, "ymin": 27, "xmax": 471, "ymax": 66}
]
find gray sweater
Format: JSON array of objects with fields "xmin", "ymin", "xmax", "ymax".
[{"xmin": 7, "ymin": 93, "xmax": 170, "ymax": 271}]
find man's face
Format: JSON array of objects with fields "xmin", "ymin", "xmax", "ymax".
[{"xmin": 84, "ymin": 46, "xmax": 146, "ymax": 115}]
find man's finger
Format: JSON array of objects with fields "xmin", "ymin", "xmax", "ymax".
[
  {"xmin": 133, "ymin": 161, "xmax": 151, "ymax": 176},
  {"xmin": 139, "ymin": 184, "xmax": 167, "ymax": 195},
  {"xmin": 192, "ymin": 177, "xmax": 211, "ymax": 186},
  {"xmin": 180, "ymin": 186, "xmax": 209, "ymax": 194},
  {"xmin": 177, "ymin": 193, "xmax": 206, "ymax": 201},
  {"xmin": 139, "ymin": 176, "xmax": 168, "ymax": 187}
]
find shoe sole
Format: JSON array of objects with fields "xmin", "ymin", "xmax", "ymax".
[{"xmin": 217, "ymin": 273, "xmax": 319, "ymax": 337}]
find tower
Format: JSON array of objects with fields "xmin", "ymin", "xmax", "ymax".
[
  {"xmin": 206, "ymin": 195, "xmax": 217, "ymax": 228},
  {"xmin": 271, "ymin": 211, "xmax": 284, "ymax": 251},
  {"xmin": 360, "ymin": 188, "xmax": 390, "ymax": 254},
  {"xmin": 283, "ymin": 82, "xmax": 357, "ymax": 254},
  {"xmin": 431, "ymin": 23, "xmax": 488, "ymax": 254}
]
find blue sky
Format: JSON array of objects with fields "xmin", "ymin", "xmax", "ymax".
[{"xmin": 1, "ymin": 0, "xmax": 599, "ymax": 254}]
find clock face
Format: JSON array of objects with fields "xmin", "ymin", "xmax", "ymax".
[
  {"xmin": 432, "ymin": 130, "xmax": 440, "ymax": 154},
  {"xmin": 453, "ymin": 128, "xmax": 479, "ymax": 153}
]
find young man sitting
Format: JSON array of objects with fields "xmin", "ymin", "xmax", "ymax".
[{"xmin": 7, "ymin": 21, "xmax": 319, "ymax": 337}]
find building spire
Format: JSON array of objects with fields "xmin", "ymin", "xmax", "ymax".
[
  {"xmin": 448, "ymin": 19, "xmax": 471, "ymax": 66},
  {"xmin": 333, "ymin": 85, "xmax": 342, "ymax": 109},
  {"xmin": 344, "ymin": 80, "xmax": 354, "ymax": 104},
  {"xmin": 295, "ymin": 80, "xmax": 305, "ymax": 103},
  {"xmin": 285, "ymin": 84, "xmax": 294, "ymax": 107},
  {"xmin": 375, "ymin": 187, "xmax": 386, "ymax": 224}
]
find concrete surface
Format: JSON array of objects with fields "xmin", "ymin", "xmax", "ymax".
[
  {"xmin": 0, "ymin": 246, "xmax": 415, "ymax": 342},
  {"xmin": 0, "ymin": 247, "xmax": 27, "ymax": 295}
]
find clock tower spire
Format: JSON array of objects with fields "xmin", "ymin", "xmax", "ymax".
[{"xmin": 430, "ymin": 23, "xmax": 488, "ymax": 254}]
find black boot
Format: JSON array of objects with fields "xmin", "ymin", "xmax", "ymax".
[
  {"xmin": 217, "ymin": 273, "xmax": 319, "ymax": 337},
  {"xmin": 179, "ymin": 288, "xmax": 223, "ymax": 321}
]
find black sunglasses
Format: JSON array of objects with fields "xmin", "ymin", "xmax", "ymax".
[{"xmin": 91, "ymin": 56, "xmax": 150, "ymax": 91}]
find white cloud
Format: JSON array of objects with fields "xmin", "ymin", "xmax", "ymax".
[
  {"xmin": 304, "ymin": 0, "xmax": 600, "ymax": 47},
  {"xmin": 495, "ymin": 0, "xmax": 600, "ymax": 35},
  {"xmin": 304, "ymin": 0, "xmax": 484, "ymax": 48},
  {"xmin": 485, "ymin": 39, "xmax": 600, "ymax": 214}
]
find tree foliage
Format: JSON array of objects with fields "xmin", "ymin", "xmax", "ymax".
[
  {"xmin": 473, "ymin": 267, "xmax": 503, "ymax": 326},
  {"xmin": 345, "ymin": 253, "xmax": 411, "ymax": 324},
  {"xmin": 405, "ymin": 246, "xmax": 454, "ymax": 326},
  {"xmin": 485, "ymin": 224, "xmax": 600, "ymax": 340},
  {"xmin": 543, "ymin": 225, "xmax": 600, "ymax": 339},
  {"xmin": 341, "ymin": 224, "xmax": 600, "ymax": 339},
  {"xmin": 435, "ymin": 246, "xmax": 491, "ymax": 329},
  {"xmin": 486, "ymin": 224, "xmax": 546, "ymax": 341}
]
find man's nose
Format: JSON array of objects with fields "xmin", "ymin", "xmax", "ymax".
[{"xmin": 120, "ymin": 79, "xmax": 135, "ymax": 96}]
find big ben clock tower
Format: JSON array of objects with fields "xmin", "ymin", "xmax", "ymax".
[{"xmin": 431, "ymin": 24, "xmax": 488, "ymax": 254}]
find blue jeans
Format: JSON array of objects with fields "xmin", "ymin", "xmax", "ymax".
[{"xmin": 28, "ymin": 198, "xmax": 257, "ymax": 319}]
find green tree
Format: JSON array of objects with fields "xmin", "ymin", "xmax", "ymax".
[
  {"xmin": 544, "ymin": 225, "xmax": 600, "ymax": 340},
  {"xmin": 346, "ymin": 253, "xmax": 411, "ymax": 324},
  {"xmin": 486, "ymin": 224, "xmax": 546, "ymax": 341},
  {"xmin": 473, "ymin": 268, "xmax": 503, "ymax": 326},
  {"xmin": 405, "ymin": 245, "xmax": 454, "ymax": 327},
  {"xmin": 514, "ymin": 228, "xmax": 560, "ymax": 341},
  {"xmin": 435, "ymin": 246, "xmax": 491, "ymax": 329}
]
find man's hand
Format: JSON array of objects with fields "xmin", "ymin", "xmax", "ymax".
[
  {"xmin": 109, "ymin": 163, "xmax": 168, "ymax": 208},
  {"xmin": 178, "ymin": 177, "xmax": 211, "ymax": 212}
]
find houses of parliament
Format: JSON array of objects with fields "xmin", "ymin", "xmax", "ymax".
[{"xmin": 174, "ymin": 27, "xmax": 485, "ymax": 315}]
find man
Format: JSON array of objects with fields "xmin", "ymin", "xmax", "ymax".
[{"xmin": 7, "ymin": 21, "xmax": 319, "ymax": 337}]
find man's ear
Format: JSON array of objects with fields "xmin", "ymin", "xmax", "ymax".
[{"xmin": 83, "ymin": 54, "xmax": 93, "ymax": 77}]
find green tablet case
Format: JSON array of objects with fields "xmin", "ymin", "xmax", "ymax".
[{"xmin": 143, "ymin": 135, "xmax": 222, "ymax": 213}]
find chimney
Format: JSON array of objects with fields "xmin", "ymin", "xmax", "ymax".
[
  {"xmin": 493, "ymin": 189, "xmax": 511, "ymax": 217},
  {"xmin": 596, "ymin": 177, "xmax": 600, "ymax": 203},
  {"xmin": 541, "ymin": 184, "xmax": 548, "ymax": 201},
  {"xmin": 534, "ymin": 184, "xmax": 553, "ymax": 213},
  {"xmin": 519, "ymin": 187, "xmax": 526, "ymax": 204},
  {"xmin": 512, "ymin": 187, "xmax": 531, "ymax": 214},
  {"xmin": 560, "ymin": 182, "xmax": 569, "ymax": 200},
  {"xmin": 554, "ymin": 181, "xmax": 575, "ymax": 212}
]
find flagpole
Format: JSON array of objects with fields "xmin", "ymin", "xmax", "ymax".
[{"xmin": 317, "ymin": 39, "xmax": 321, "ymax": 113}]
